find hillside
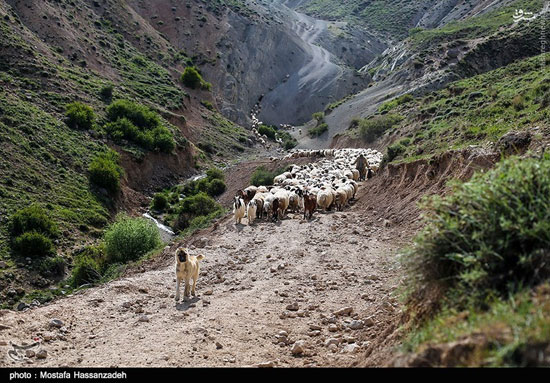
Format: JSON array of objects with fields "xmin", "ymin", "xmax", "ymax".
[
  {"xmin": 0, "ymin": 0, "xmax": 255, "ymax": 306},
  {"xmin": 297, "ymin": 0, "xmax": 549, "ymax": 148},
  {"xmin": 1, "ymin": 0, "xmax": 550, "ymax": 370}
]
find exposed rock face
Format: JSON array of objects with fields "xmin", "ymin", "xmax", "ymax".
[{"xmin": 124, "ymin": 0, "xmax": 383, "ymax": 126}]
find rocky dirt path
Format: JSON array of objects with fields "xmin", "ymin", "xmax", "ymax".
[{"xmin": 0, "ymin": 185, "xmax": 406, "ymax": 367}]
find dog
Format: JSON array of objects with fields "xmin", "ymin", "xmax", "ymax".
[{"xmin": 174, "ymin": 247, "xmax": 205, "ymax": 301}]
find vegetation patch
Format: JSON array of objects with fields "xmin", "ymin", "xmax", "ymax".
[
  {"xmin": 104, "ymin": 100, "xmax": 176, "ymax": 153},
  {"xmin": 357, "ymin": 114, "xmax": 403, "ymax": 143},
  {"xmin": 64, "ymin": 102, "xmax": 96, "ymax": 130},
  {"xmin": 181, "ymin": 66, "xmax": 212, "ymax": 91},
  {"xmin": 401, "ymin": 153, "xmax": 550, "ymax": 365},
  {"xmin": 88, "ymin": 150, "xmax": 124, "ymax": 195}
]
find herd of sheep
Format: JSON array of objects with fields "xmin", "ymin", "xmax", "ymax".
[{"xmin": 233, "ymin": 148, "xmax": 383, "ymax": 224}]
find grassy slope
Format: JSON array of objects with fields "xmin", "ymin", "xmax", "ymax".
[
  {"xmin": 0, "ymin": 0, "xmax": 250, "ymax": 304},
  {"xmin": 298, "ymin": 0, "xmax": 433, "ymax": 39},
  {"xmin": 374, "ymin": 53, "xmax": 550, "ymax": 163}
]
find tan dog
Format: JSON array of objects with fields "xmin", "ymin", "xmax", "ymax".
[{"xmin": 175, "ymin": 247, "xmax": 205, "ymax": 301}]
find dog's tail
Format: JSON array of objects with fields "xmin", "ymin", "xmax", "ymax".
[{"xmin": 196, "ymin": 254, "xmax": 205, "ymax": 261}]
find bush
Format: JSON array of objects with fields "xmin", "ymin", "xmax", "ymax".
[
  {"xmin": 207, "ymin": 178, "xmax": 226, "ymax": 197},
  {"xmin": 175, "ymin": 193, "xmax": 222, "ymax": 231},
  {"xmin": 250, "ymin": 166, "xmax": 279, "ymax": 186},
  {"xmin": 70, "ymin": 246, "xmax": 105, "ymax": 287},
  {"xmin": 312, "ymin": 112, "xmax": 325, "ymax": 123},
  {"xmin": 385, "ymin": 142, "xmax": 407, "ymax": 163},
  {"xmin": 308, "ymin": 123, "xmax": 328, "ymax": 138},
  {"xmin": 100, "ymin": 84, "xmax": 114, "ymax": 101},
  {"xmin": 88, "ymin": 150, "xmax": 123, "ymax": 195},
  {"xmin": 512, "ymin": 95, "xmax": 525, "ymax": 111},
  {"xmin": 257, "ymin": 125, "xmax": 277, "ymax": 140},
  {"xmin": 358, "ymin": 114, "xmax": 403, "ymax": 143},
  {"xmin": 13, "ymin": 232, "xmax": 54, "ymax": 257},
  {"xmin": 106, "ymin": 100, "xmax": 160, "ymax": 130},
  {"xmin": 104, "ymin": 101, "xmax": 175, "ymax": 153},
  {"xmin": 405, "ymin": 154, "xmax": 550, "ymax": 307},
  {"xmin": 104, "ymin": 216, "xmax": 161, "ymax": 264},
  {"xmin": 10, "ymin": 205, "xmax": 58, "ymax": 238},
  {"xmin": 65, "ymin": 102, "xmax": 95, "ymax": 130},
  {"xmin": 206, "ymin": 167, "xmax": 224, "ymax": 181},
  {"xmin": 39, "ymin": 256, "xmax": 66, "ymax": 277},
  {"xmin": 379, "ymin": 94, "xmax": 414, "ymax": 113},
  {"xmin": 151, "ymin": 193, "xmax": 168, "ymax": 211},
  {"xmin": 181, "ymin": 66, "xmax": 209, "ymax": 90},
  {"xmin": 179, "ymin": 192, "xmax": 219, "ymax": 217}
]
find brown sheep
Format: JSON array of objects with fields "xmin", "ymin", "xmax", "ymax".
[{"xmin": 303, "ymin": 192, "xmax": 317, "ymax": 220}]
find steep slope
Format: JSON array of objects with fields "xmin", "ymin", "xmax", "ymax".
[
  {"xmin": 127, "ymin": 0, "xmax": 385, "ymax": 126},
  {"xmin": 0, "ymin": 0, "xmax": 253, "ymax": 305},
  {"xmin": 300, "ymin": 0, "xmax": 549, "ymax": 148}
]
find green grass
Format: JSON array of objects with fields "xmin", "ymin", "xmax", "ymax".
[
  {"xmin": 409, "ymin": 0, "xmax": 545, "ymax": 48},
  {"xmin": 402, "ymin": 286, "xmax": 550, "ymax": 366},
  {"xmin": 366, "ymin": 53, "xmax": 550, "ymax": 164},
  {"xmin": 400, "ymin": 153, "xmax": 550, "ymax": 366}
]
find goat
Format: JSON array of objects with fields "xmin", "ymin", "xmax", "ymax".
[{"xmin": 233, "ymin": 196, "xmax": 245, "ymax": 224}]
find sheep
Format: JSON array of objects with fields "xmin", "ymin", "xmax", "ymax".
[
  {"xmin": 288, "ymin": 190, "xmax": 301, "ymax": 213},
  {"xmin": 243, "ymin": 185, "xmax": 257, "ymax": 204},
  {"xmin": 334, "ymin": 188, "xmax": 348, "ymax": 211},
  {"xmin": 252, "ymin": 192, "xmax": 267, "ymax": 219},
  {"xmin": 303, "ymin": 192, "xmax": 317, "ymax": 220},
  {"xmin": 233, "ymin": 196, "xmax": 245, "ymax": 224},
  {"xmin": 273, "ymin": 189, "xmax": 290, "ymax": 218},
  {"xmin": 316, "ymin": 187, "xmax": 335, "ymax": 212},
  {"xmin": 247, "ymin": 200, "xmax": 257, "ymax": 225}
]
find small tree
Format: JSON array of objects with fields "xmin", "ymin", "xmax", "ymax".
[
  {"xmin": 88, "ymin": 150, "xmax": 123, "ymax": 195},
  {"xmin": 65, "ymin": 102, "xmax": 95, "ymax": 130},
  {"xmin": 181, "ymin": 67, "xmax": 204, "ymax": 89}
]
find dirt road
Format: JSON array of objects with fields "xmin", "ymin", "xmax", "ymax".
[{"xmin": 0, "ymin": 182, "xmax": 406, "ymax": 367}]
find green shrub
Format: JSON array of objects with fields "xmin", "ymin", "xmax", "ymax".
[
  {"xmin": 150, "ymin": 126, "xmax": 176, "ymax": 153},
  {"xmin": 308, "ymin": 123, "xmax": 328, "ymax": 138},
  {"xmin": 106, "ymin": 100, "xmax": 160, "ymax": 130},
  {"xmin": 65, "ymin": 102, "xmax": 95, "ymax": 130},
  {"xmin": 511, "ymin": 95, "xmax": 525, "ymax": 111},
  {"xmin": 312, "ymin": 112, "xmax": 325, "ymax": 123},
  {"xmin": 385, "ymin": 141, "xmax": 407, "ymax": 163},
  {"xmin": 13, "ymin": 232, "xmax": 54, "ymax": 257},
  {"xmin": 201, "ymin": 100, "xmax": 214, "ymax": 110},
  {"xmin": 10, "ymin": 205, "xmax": 58, "ymax": 238},
  {"xmin": 379, "ymin": 94, "xmax": 414, "ymax": 113},
  {"xmin": 104, "ymin": 216, "xmax": 161, "ymax": 264},
  {"xmin": 179, "ymin": 192, "xmax": 219, "ymax": 217},
  {"xmin": 99, "ymin": 84, "xmax": 114, "ymax": 101},
  {"xmin": 88, "ymin": 150, "xmax": 123, "ymax": 194},
  {"xmin": 358, "ymin": 114, "xmax": 403, "ymax": 142},
  {"xmin": 39, "ymin": 256, "xmax": 66, "ymax": 277},
  {"xmin": 207, "ymin": 178, "xmax": 226, "ymax": 197},
  {"xmin": 181, "ymin": 66, "xmax": 210, "ymax": 90},
  {"xmin": 257, "ymin": 125, "xmax": 277, "ymax": 140},
  {"xmin": 70, "ymin": 246, "xmax": 105, "ymax": 287},
  {"xmin": 104, "ymin": 101, "xmax": 175, "ymax": 153},
  {"xmin": 175, "ymin": 192, "xmax": 222, "ymax": 231},
  {"xmin": 206, "ymin": 167, "xmax": 224, "ymax": 181},
  {"xmin": 151, "ymin": 193, "xmax": 168, "ymax": 211},
  {"xmin": 405, "ymin": 154, "xmax": 550, "ymax": 307},
  {"xmin": 250, "ymin": 166, "xmax": 281, "ymax": 186}
]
